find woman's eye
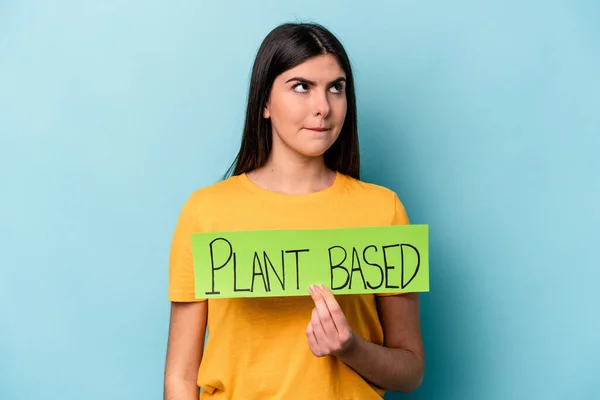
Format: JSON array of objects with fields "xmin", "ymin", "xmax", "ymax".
[
  {"xmin": 293, "ymin": 83, "xmax": 309, "ymax": 93},
  {"xmin": 330, "ymin": 83, "xmax": 344, "ymax": 94}
]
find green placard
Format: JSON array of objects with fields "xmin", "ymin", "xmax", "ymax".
[{"xmin": 191, "ymin": 225, "xmax": 429, "ymax": 299}]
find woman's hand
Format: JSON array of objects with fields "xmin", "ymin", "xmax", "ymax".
[{"xmin": 306, "ymin": 284, "xmax": 355, "ymax": 357}]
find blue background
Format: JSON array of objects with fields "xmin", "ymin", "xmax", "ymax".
[{"xmin": 1, "ymin": 1, "xmax": 598, "ymax": 399}]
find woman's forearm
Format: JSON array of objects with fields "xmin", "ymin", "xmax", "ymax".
[
  {"xmin": 337, "ymin": 333, "xmax": 424, "ymax": 393},
  {"xmin": 163, "ymin": 375, "xmax": 199, "ymax": 400}
]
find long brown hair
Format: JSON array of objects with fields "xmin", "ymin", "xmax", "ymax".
[{"xmin": 224, "ymin": 22, "xmax": 360, "ymax": 179}]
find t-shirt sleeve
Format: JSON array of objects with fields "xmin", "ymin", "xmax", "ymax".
[
  {"xmin": 376, "ymin": 191, "xmax": 410, "ymax": 297},
  {"xmin": 168, "ymin": 194, "xmax": 207, "ymax": 302},
  {"xmin": 390, "ymin": 192, "xmax": 410, "ymax": 226}
]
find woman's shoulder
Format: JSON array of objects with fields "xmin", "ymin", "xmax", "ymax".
[
  {"xmin": 340, "ymin": 174, "xmax": 408, "ymax": 221},
  {"xmin": 341, "ymin": 173, "xmax": 402, "ymax": 201},
  {"xmin": 181, "ymin": 175, "xmax": 246, "ymax": 208}
]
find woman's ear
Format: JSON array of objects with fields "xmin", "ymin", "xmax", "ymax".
[{"xmin": 263, "ymin": 101, "xmax": 270, "ymax": 119}]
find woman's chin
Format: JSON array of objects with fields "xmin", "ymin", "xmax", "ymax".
[
  {"xmin": 296, "ymin": 145, "xmax": 332, "ymax": 158},
  {"xmin": 292, "ymin": 139, "xmax": 336, "ymax": 158}
]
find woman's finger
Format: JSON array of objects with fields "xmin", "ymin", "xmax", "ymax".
[
  {"xmin": 306, "ymin": 321, "xmax": 321, "ymax": 355},
  {"xmin": 311, "ymin": 307, "xmax": 328, "ymax": 346},
  {"xmin": 318, "ymin": 285, "xmax": 351, "ymax": 337},
  {"xmin": 310, "ymin": 284, "xmax": 338, "ymax": 338}
]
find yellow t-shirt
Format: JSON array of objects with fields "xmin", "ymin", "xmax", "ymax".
[{"xmin": 168, "ymin": 171, "xmax": 410, "ymax": 400}]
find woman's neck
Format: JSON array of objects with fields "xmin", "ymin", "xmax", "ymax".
[{"xmin": 247, "ymin": 152, "xmax": 336, "ymax": 195}]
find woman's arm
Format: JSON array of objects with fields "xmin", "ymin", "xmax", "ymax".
[
  {"xmin": 339, "ymin": 293, "xmax": 424, "ymax": 392},
  {"xmin": 164, "ymin": 301, "xmax": 208, "ymax": 400},
  {"xmin": 306, "ymin": 285, "xmax": 424, "ymax": 393}
]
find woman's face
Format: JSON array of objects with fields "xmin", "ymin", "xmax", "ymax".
[{"xmin": 264, "ymin": 54, "xmax": 347, "ymax": 159}]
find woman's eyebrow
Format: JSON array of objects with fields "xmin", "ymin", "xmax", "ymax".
[
  {"xmin": 284, "ymin": 76, "xmax": 347, "ymax": 85},
  {"xmin": 329, "ymin": 77, "xmax": 346, "ymax": 85}
]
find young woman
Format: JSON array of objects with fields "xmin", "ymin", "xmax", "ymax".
[{"xmin": 164, "ymin": 22, "xmax": 424, "ymax": 399}]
